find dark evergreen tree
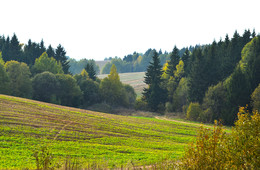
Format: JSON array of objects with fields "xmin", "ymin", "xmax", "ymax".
[
  {"xmin": 47, "ymin": 45, "xmax": 55, "ymax": 58},
  {"xmin": 143, "ymin": 50, "xmax": 166, "ymax": 112},
  {"xmin": 9, "ymin": 34, "xmax": 22, "ymax": 61},
  {"xmin": 158, "ymin": 49, "xmax": 162, "ymax": 55},
  {"xmin": 252, "ymin": 29, "xmax": 256, "ymax": 38},
  {"xmin": 2, "ymin": 36, "xmax": 10, "ymax": 62},
  {"xmin": 230, "ymin": 31, "xmax": 242, "ymax": 64},
  {"xmin": 166, "ymin": 46, "xmax": 180, "ymax": 77},
  {"xmin": 181, "ymin": 48, "xmax": 190, "ymax": 75},
  {"xmin": 0, "ymin": 36, "xmax": 5, "ymax": 51},
  {"xmin": 206, "ymin": 40, "xmax": 220, "ymax": 85},
  {"xmin": 242, "ymin": 29, "xmax": 251, "ymax": 47},
  {"xmin": 39, "ymin": 39, "xmax": 46, "ymax": 55},
  {"xmin": 85, "ymin": 62, "xmax": 97, "ymax": 81},
  {"xmin": 188, "ymin": 48, "xmax": 208, "ymax": 103},
  {"xmin": 55, "ymin": 44, "xmax": 70, "ymax": 74},
  {"xmin": 23, "ymin": 39, "xmax": 34, "ymax": 65}
]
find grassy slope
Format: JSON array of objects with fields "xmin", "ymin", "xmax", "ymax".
[
  {"xmin": 0, "ymin": 95, "xmax": 205, "ymax": 169},
  {"xmin": 98, "ymin": 72, "xmax": 146, "ymax": 97}
]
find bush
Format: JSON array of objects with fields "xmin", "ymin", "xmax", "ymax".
[
  {"xmin": 198, "ymin": 108, "xmax": 213, "ymax": 123},
  {"xmin": 134, "ymin": 98, "xmax": 148, "ymax": 111},
  {"xmin": 202, "ymin": 82, "xmax": 228, "ymax": 122},
  {"xmin": 251, "ymin": 83, "xmax": 260, "ymax": 112},
  {"xmin": 180, "ymin": 107, "xmax": 260, "ymax": 169},
  {"xmin": 32, "ymin": 72, "xmax": 59, "ymax": 103},
  {"xmin": 165, "ymin": 102, "xmax": 174, "ymax": 113},
  {"xmin": 186, "ymin": 102, "xmax": 202, "ymax": 121}
]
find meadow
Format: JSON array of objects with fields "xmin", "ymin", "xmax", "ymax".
[
  {"xmin": 98, "ymin": 72, "xmax": 146, "ymax": 97},
  {"xmin": 0, "ymin": 94, "xmax": 226, "ymax": 169}
]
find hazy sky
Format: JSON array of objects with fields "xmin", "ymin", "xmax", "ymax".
[{"xmin": 1, "ymin": 0, "xmax": 259, "ymax": 61}]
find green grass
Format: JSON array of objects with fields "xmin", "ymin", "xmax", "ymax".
[
  {"xmin": 98, "ymin": 72, "xmax": 146, "ymax": 97},
  {"xmin": 0, "ymin": 94, "xmax": 216, "ymax": 169}
]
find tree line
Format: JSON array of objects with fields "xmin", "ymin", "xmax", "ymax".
[
  {"xmin": 0, "ymin": 34, "xmax": 70, "ymax": 74},
  {"xmin": 138, "ymin": 29, "xmax": 260, "ymax": 125},
  {"xmin": 0, "ymin": 34, "xmax": 136, "ymax": 110},
  {"xmin": 101, "ymin": 47, "xmax": 196, "ymax": 74},
  {"xmin": 1, "ymin": 30, "xmax": 260, "ymax": 125}
]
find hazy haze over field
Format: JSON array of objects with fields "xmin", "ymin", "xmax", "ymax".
[{"xmin": 1, "ymin": 0, "xmax": 260, "ymax": 60}]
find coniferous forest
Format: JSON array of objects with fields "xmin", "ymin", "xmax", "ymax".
[{"xmin": 1, "ymin": 29, "xmax": 260, "ymax": 125}]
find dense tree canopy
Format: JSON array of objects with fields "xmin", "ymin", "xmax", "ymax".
[
  {"xmin": 32, "ymin": 71, "xmax": 59, "ymax": 103},
  {"xmin": 56, "ymin": 74, "xmax": 82, "ymax": 107},
  {"xmin": 0, "ymin": 52, "xmax": 10, "ymax": 94},
  {"xmin": 32, "ymin": 52, "xmax": 64, "ymax": 75},
  {"xmin": 5, "ymin": 61, "xmax": 32, "ymax": 98}
]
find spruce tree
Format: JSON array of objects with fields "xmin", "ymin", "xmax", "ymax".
[
  {"xmin": 143, "ymin": 50, "xmax": 166, "ymax": 112},
  {"xmin": 188, "ymin": 48, "xmax": 208, "ymax": 103},
  {"xmin": 166, "ymin": 46, "xmax": 180, "ymax": 77},
  {"xmin": 85, "ymin": 62, "xmax": 96, "ymax": 81},
  {"xmin": 39, "ymin": 39, "xmax": 46, "ymax": 54},
  {"xmin": 55, "ymin": 44, "xmax": 70, "ymax": 74},
  {"xmin": 181, "ymin": 48, "xmax": 190, "ymax": 75},
  {"xmin": 9, "ymin": 34, "xmax": 22, "ymax": 61},
  {"xmin": 47, "ymin": 45, "xmax": 55, "ymax": 58}
]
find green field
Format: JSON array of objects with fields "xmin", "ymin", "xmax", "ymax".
[
  {"xmin": 98, "ymin": 72, "xmax": 146, "ymax": 97},
  {"xmin": 0, "ymin": 94, "xmax": 215, "ymax": 169}
]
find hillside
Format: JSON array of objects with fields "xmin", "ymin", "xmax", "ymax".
[
  {"xmin": 0, "ymin": 94, "xmax": 207, "ymax": 168},
  {"xmin": 98, "ymin": 72, "xmax": 146, "ymax": 97}
]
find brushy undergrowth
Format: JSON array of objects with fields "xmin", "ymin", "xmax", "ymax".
[{"xmin": 179, "ymin": 107, "xmax": 260, "ymax": 169}]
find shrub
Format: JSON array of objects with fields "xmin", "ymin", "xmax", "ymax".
[
  {"xmin": 198, "ymin": 108, "xmax": 213, "ymax": 123},
  {"xmin": 180, "ymin": 107, "xmax": 260, "ymax": 169},
  {"xmin": 251, "ymin": 83, "xmax": 260, "ymax": 112},
  {"xmin": 134, "ymin": 98, "xmax": 148, "ymax": 111},
  {"xmin": 186, "ymin": 102, "xmax": 202, "ymax": 121},
  {"xmin": 202, "ymin": 82, "xmax": 228, "ymax": 122}
]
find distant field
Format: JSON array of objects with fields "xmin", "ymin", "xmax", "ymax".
[
  {"xmin": 95, "ymin": 60, "xmax": 110, "ymax": 74},
  {"xmin": 0, "ymin": 94, "xmax": 203, "ymax": 169},
  {"xmin": 98, "ymin": 72, "xmax": 146, "ymax": 97}
]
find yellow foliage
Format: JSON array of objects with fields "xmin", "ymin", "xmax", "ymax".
[
  {"xmin": 180, "ymin": 107, "xmax": 260, "ymax": 169},
  {"xmin": 80, "ymin": 69, "xmax": 89, "ymax": 79},
  {"xmin": 108, "ymin": 64, "xmax": 120, "ymax": 82},
  {"xmin": 161, "ymin": 62, "xmax": 169, "ymax": 79},
  {"xmin": 174, "ymin": 60, "xmax": 184, "ymax": 79},
  {"xmin": 0, "ymin": 52, "xmax": 4, "ymax": 66}
]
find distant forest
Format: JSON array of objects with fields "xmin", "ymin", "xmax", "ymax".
[
  {"xmin": 101, "ymin": 46, "xmax": 196, "ymax": 74},
  {"xmin": 0, "ymin": 34, "xmax": 136, "ymax": 111},
  {"xmin": 1, "ymin": 29, "xmax": 260, "ymax": 125}
]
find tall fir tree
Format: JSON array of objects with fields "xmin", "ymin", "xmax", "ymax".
[
  {"xmin": 39, "ymin": 39, "xmax": 46, "ymax": 55},
  {"xmin": 181, "ymin": 48, "xmax": 190, "ymax": 75},
  {"xmin": 2, "ymin": 36, "xmax": 10, "ymax": 62},
  {"xmin": 9, "ymin": 34, "xmax": 22, "ymax": 62},
  {"xmin": 85, "ymin": 62, "xmax": 96, "ymax": 81},
  {"xmin": 188, "ymin": 48, "xmax": 208, "ymax": 103},
  {"xmin": 55, "ymin": 44, "xmax": 70, "ymax": 74},
  {"xmin": 166, "ymin": 46, "xmax": 180, "ymax": 77},
  {"xmin": 47, "ymin": 45, "xmax": 55, "ymax": 58},
  {"xmin": 143, "ymin": 49, "xmax": 166, "ymax": 112}
]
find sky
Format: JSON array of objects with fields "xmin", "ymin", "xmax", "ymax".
[{"xmin": 1, "ymin": 0, "xmax": 260, "ymax": 61}]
